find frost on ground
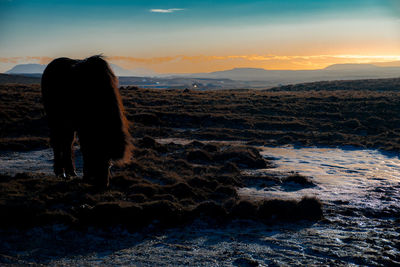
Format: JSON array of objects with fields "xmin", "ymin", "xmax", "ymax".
[
  {"xmin": 1, "ymin": 217, "xmax": 397, "ymax": 266},
  {"xmin": 0, "ymin": 140, "xmax": 399, "ymax": 265}
]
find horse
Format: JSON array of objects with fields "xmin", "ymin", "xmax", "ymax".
[{"xmin": 41, "ymin": 55, "xmax": 132, "ymax": 187}]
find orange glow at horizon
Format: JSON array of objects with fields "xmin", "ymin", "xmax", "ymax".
[
  {"xmin": 108, "ymin": 54, "xmax": 400, "ymax": 73},
  {"xmin": 1, "ymin": 54, "xmax": 400, "ymax": 73}
]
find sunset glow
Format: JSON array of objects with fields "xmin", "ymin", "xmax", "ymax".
[{"xmin": 0, "ymin": 0, "xmax": 399, "ymax": 73}]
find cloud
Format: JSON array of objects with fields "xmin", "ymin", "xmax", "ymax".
[
  {"xmin": 2, "ymin": 54, "xmax": 400, "ymax": 73},
  {"xmin": 107, "ymin": 54, "xmax": 400, "ymax": 72},
  {"xmin": 149, "ymin": 8, "xmax": 184, "ymax": 13},
  {"xmin": 109, "ymin": 55, "xmax": 177, "ymax": 64},
  {"xmin": 110, "ymin": 54, "xmax": 381, "ymax": 63},
  {"xmin": 0, "ymin": 56, "xmax": 53, "ymax": 64},
  {"xmin": 109, "ymin": 54, "xmax": 400, "ymax": 65},
  {"xmin": 3, "ymin": 54, "xmax": 398, "ymax": 67}
]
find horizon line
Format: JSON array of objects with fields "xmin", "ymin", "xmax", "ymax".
[
  {"xmin": 3, "ymin": 62, "xmax": 400, "ymax": 75},
  {"xmin": 1, "ymin": 54, "xmax": 400, "ymax": 74}
]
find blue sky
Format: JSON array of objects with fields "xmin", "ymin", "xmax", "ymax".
[{"xmin": 0, "ymin": 0, "xmax": 399, "ymax": 72}]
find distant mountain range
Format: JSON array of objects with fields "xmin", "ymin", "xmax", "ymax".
[
  {"xmin": 5, "ymin": 64, "xmax": 47, "ymax": 74},
  {"xmin": 109, "ymin": 64, "xmax": 157, "ymax": 76},
  {"xmin": 178, "ymin": 64, "xmax": 400, "ymax": 83},
  {"xmin": 3, "ymin": 62, "xmax": 400, "ymax": 89}
]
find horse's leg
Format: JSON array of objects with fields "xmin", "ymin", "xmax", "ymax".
[
  {"xmin": 53, "ymin": 145, "xmax": 65, "ymax": 177},
  {"xmin": 81, "ymin": 150, "xmax": 110, "ymax": 188},
  {"xmin": 50, "ymin": 131, "xmax": 66, "ymax": 178},
  {"xmin": 81, "ymin": 145, "xmax": 92, "ymax": 183},
  {"xmin": 62, "ymin": 130, "xmax": 77, "ymax": 177},
  {"xmin": 95, "ymin": 159, "xmax": 110, "ymax": 188},
  {"xmin": 81, "ymin": 145, "xmax": 100, "ymax": 183}
]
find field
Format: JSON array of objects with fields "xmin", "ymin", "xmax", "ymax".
[
  {"xmin": 2, "ymin": 79, "xmax": 400, "ymax": 152},
  {"xmin": 0, "ymin": 82, "xmax": 329, "ymax": 227},
  {"xmin": 1, "ymin": 79, "xmax": 400, "ymax": 265}
]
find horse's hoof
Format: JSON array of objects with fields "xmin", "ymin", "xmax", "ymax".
[
  {"xmin": 96, "ymin": 183, "xmax": 109, "ymax": 190},
  {"xmin": 57, "ymin": 172, "xmax": 67, "ymax": 179},
  {"xmin": 66, "ymin": 170, "xmax": 77, "ymax": 178},
  {"xmin": 92, "ymin": 179, "xmax": 110, "ymax": 190},
  {"xmin": 82, "ymin": 175, "xmax": 94, "ymax": 183}
]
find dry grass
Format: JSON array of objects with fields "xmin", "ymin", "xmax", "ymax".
[
  {"xmin": 1, "ymin": 80, "xmax": 398, "ymax": 227},
  {"xmin": 0, "ymin": 138, "xmax": 322, "ymax": 228},
  {"xmin": 2, "ymin": 82, "xmax": 400, "ymax": 152}
]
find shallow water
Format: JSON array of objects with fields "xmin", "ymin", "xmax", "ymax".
[
  {"xmin": 240, "ymin": 145, "xmax": 400, "ymax": 215},
  {"xmin": 1, "ymin": 144, "xmax": 399, "ymax": 265}
]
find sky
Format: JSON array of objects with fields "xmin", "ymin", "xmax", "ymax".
[{"xmin": 0, "ymin": 0, "xmax": 399, "ymax": 73}]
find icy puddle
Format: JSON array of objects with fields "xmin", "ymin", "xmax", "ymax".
[
  {"xmin": 0, "ymin": 148, "xmax": 54, "ymax": 175},
  {"xmin": 240, "ymin": 146, "xmax": 400, "ymax": 215},
  {"xmin": 1, "ymin": 145, "xmax": 399, "ymax": 265},
  {"xmin": 0, "ymin": 147, "xmax": 83, "ymax": 176}
]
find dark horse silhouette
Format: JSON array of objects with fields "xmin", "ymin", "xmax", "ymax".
[{"xmin": 41, "ymin": 55, "xmax": 132, "ymax": 187}]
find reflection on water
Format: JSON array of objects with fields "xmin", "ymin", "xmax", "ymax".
[
  {"xmin": 260, "ymin": 146, "xmax": 400, "ymax": 183},
  {"xmin": 240, "ymin": 145, "xmax": 400, "ymax": 213}
]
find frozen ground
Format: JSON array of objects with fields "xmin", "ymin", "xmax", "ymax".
[
  {"xmin": 0, "ymin": 147, "xmax": 83, "ymax": 176},
  {"xmin": 0, "ymin": 143, "xmax": 399, "ymax": 266},
  {"xmin": 241, "ymin": 146, "xmax": 400, "ymax": 215}
]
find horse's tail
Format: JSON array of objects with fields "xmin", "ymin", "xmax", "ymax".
[{"xmin": 78, "ymin": 55, "xmax": 133, "ymax": 164}]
